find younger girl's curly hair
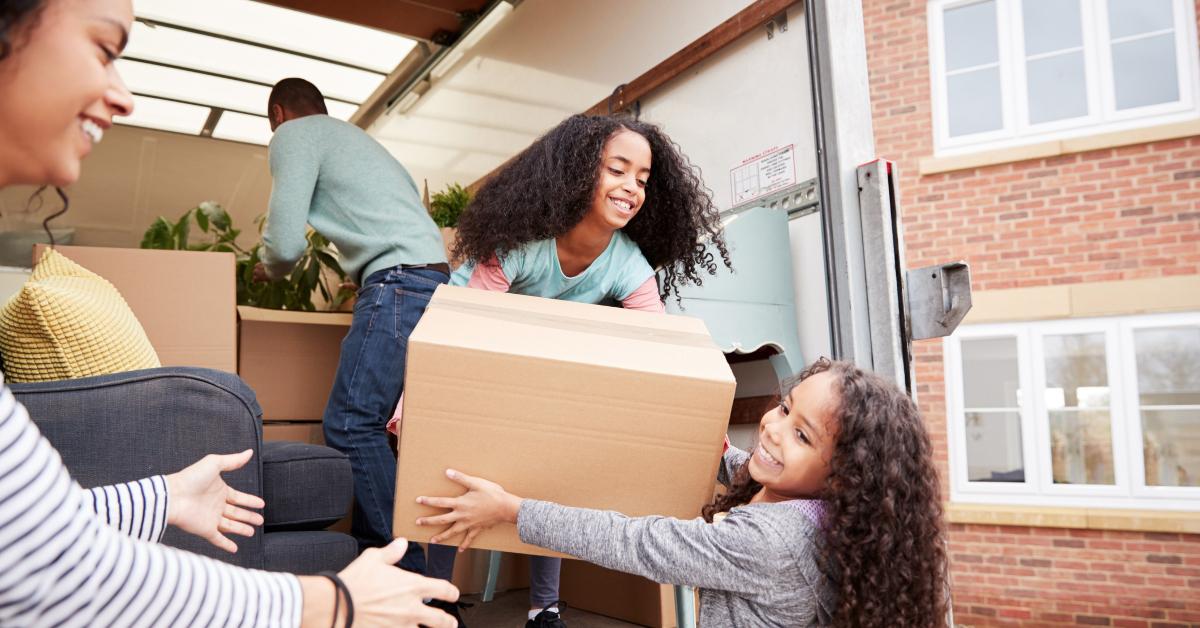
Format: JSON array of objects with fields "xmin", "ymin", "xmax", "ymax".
[
  {"xmin": 452, "ymin": 114, "xmax": 731, "ymax": 300},
  {"xmin": 703, "ymin": 358, "xmax": 948, "ymax": 627}
]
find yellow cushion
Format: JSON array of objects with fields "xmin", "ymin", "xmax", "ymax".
[{"xmin": 0, "ymin": 248, "xmax": 160, "ymax": 383}]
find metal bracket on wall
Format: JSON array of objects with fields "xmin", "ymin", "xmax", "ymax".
[
  {"xmin": 766, "ymin": 11, "xmax": 788, "ymax": 40},
  {"xmin": 906, "ymin": 262, "xmax": 972, "ymax": 340}
]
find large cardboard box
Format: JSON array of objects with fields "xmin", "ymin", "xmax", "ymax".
[
  {"xmin": 237, "ymin": 306, "xmax": 351, "ymax": 421},
  {"xmin": 34, "ymin": 244, "xmax": 236, "ymax": 372},
  {"xmin": 394, "ymin": 285, "xmax": 736, "ymax": 557}
]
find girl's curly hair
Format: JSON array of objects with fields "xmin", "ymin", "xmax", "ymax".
[
  {"xmin": 0, "ymin": 0, "xmax": 44, "ymax": 62},
  {"xmin": 452, "ymin": 114, "xmax": 731, "ymax": 300},
  {"xmin": 703, "ymin": 358, "xmax": 948, "ymax": 627}
]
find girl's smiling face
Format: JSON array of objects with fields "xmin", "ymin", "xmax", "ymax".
[
  {"xmin": 749, "ymin": 370, "xmax": 840, "ymax": 502},
  {"xmin": 0, "ymin": 0, "xmax": 135, "ymax": 188},
  {"xmin": 585, "ymin": 128, "xmax": 651, "ymax": 231}
]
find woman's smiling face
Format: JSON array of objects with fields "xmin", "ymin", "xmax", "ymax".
[{"xmin": 0, "ymin": 0, "xmax": 134, "ymax": 188}]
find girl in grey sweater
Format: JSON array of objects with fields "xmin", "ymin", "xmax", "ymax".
[{"xmin": 416, "ymin": 359, "xmax": 948, "ymax": 627}]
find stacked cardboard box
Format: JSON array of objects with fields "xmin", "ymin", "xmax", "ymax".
[{"xmin": 394, "ymin": 285, "xmax": 736, "ymax": 625}]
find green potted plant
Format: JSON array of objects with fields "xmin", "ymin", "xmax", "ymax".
[
  {"xmin": 428, "ymin": 182, "xmax": 471, "ymax": 265},
  {"xmin": 141, "ymin": 202, "xmax": 354, "ymax": 311}
]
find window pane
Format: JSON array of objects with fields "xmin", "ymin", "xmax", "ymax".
[
  {"xmin": 1044, "ymin": 333, "xmax": 1109, "ymax": 407},
  {"xmin": 945, "ymin": 1, "xmax": 999, "ymax": 71},
  {"xmin": 966, "ymin": 411, "xmax": 1026, "ymax": 482},
  {"xmin": 1023, "ymin": 0, "xmax": 1083, "ymax": 56},
  {"xmin": 1027, "ymin": 51, "xmax": 1089, "ymax": 123},
  {"xmin": 1050, "ymin": 409, "xmax": 1115, "ymax": 484},
  {"xmin": 1142, "ymin": 409, "xmax": 1200, "ymax": 487},
  {"xmin": 1108, "ymin": 0, "xmax": 1175, "ymax": 40},
  {"xmin": 1112, "ymin": 34, "xmax": 1180, "ymax": 110},
  {"xmin": 1134, "ymin": 326, "xmax": 1200, "ymax": 405},
  {"xmin": 962, "ymin": 337, "xmax": 1021, "ymax": 407},
  {"xmin": 948, "ymin": 67, "xmax": 1004, "ymax": 137}
]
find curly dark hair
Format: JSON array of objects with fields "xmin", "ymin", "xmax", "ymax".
[
  {"xmin": 0, "ymin": 0, "xmax": 44, "ymax": 62},
  {"xmin": 703, "ymin": 358, "xmax": 948, "ymax": 627},
  {"xmin": 452, "ymin": 114, "xmax": 731, "ymax": 300}
]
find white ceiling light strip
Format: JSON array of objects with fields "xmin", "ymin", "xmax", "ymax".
[
  {"xmin": 133, "ymin": 0, "xmax": 416, "ymax": 74},
  {"xmin": 211, "ymin": 110, "xmax": 274, "ymax": 145},
  {"xmin": 115, "ymin": 0, "xmax": 419, "ymax": 144},
  {"xmin": 123, "ymin": 21, "xmax": 385, "ymax": 103},
  {"xmin": 120, "ymin": 95, "xmax": 212, "ymax": 135}
]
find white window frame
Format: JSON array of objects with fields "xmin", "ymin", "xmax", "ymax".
[
  {"xmin": 927, "ymin": 0, "xmax": 1200, "ymax": 156},
  {"xmin": 944, "ymin": 312, "xmax": 1200, "ymax": 510}
]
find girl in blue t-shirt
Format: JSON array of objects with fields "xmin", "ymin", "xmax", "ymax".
[{"xmin": 396, "ymin": 113, "xmax": 731, "ymax": 627}]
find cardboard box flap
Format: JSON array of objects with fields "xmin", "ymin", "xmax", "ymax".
[{"xmin": 412, "ymin": 285, "xmax": 736, "ymax": 384}]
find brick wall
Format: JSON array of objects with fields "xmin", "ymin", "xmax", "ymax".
[
  {"xmin": 949, "ymin": 524, "xmax": 1200, "ymax": 627},
  {"xmin": 861, "ymin": 0, "xmax": 1200, "ymax": 624}
]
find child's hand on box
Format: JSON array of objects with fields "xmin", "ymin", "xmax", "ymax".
[{"xmin": 415, "ymin": 469, "xmax": 523, "ymax": 552}]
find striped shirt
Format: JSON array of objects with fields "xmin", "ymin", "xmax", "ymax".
[{"xmin": 0, "ymin": 385, "xmax": 303, "ymax": 627}]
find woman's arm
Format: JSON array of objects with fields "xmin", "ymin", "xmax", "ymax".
[
  {"xmin": 0, "ymin": 388, "xmax": 460, "ymax": 628},
  {"xmin": 85, "ymin": 451, "xmax": 265, "ymax": 551},
  {"xmin": 85, "ymin": 476, "xmax": 169, "ymax": 542}
]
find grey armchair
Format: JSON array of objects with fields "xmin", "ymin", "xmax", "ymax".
[{"xmin": 11, "ymin": 366, "xmax": 356, "ymax": 574}]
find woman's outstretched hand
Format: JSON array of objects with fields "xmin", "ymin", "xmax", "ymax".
[
  {"xmin": 299, "ymin": 538, "xmax": 461, "ymax": 628},
  {"xmin": 415, "ymin": 469, "xmax": 523, "ymax": 552},
  {"xmin": 165, "ymin": 449, "xmax": 265, "ymax": 553}
]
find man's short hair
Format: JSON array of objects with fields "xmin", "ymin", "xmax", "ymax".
[{"xmin": 268, "ymin": 78, "xmax": 328, "ymax": 115}]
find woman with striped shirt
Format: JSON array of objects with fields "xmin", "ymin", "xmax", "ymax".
[{"xmin": 0, "ymin": 0, "xmax": 459, "ymax": 625}]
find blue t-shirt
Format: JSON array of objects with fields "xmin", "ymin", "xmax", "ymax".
[{"xmin": 450, "ymin": 232, "xmax": 654, "ymax": 304}]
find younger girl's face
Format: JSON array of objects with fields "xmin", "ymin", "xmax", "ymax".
[
  {"xmin": 748, "ymin": 371, "xmax": 840, "ymax": 501},
  {"xmin": 0, "ymin": 0, "xmax": 135, "ymax": 188},
  {"xmin": 586, "ymin": 129, "xmax": 651, "ymax": 231}
]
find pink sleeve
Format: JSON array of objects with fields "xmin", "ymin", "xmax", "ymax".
[
  {"xmin": 620, "ymin": 276, "xmax": 665, "ymax": 313},
  {"xmin": 466, "ymin": 256, "xmax": 511, "ymax": 291},
  {"xmin": 388, "ymin": 257, "xmax": 513, "ymax": 436}
]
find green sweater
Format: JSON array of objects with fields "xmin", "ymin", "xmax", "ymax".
[{"xmin": 263, "ymin": 115, "xmax": 446, "ymax": 284}]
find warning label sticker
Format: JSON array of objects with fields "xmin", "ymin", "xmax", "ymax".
[{"xmin": 730, "ymin": 145, "xmax": 797, "ymax": 206}]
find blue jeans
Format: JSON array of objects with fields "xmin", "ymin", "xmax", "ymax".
[
  {"xmin": 322, "ymin": 266, "xmax": 448, "ymax": 573},
  {"xmin": 427, "ymin": 545, "xmax": 562, "ymax": 608}
]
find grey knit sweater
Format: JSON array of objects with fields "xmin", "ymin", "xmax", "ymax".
[{"xmin": 517, "ymin": 447, "xmax": 836, "ymax": 627}]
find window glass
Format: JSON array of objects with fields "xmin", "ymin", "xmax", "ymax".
[
  {"xmin": 1141, "ymin": 410, "xmax": 1200, "ymax": 487},
  {"xmin": 1023, "ymin": 0, "xmax": 1083, "ymax": 55},
  {"xmin": 945, "ymin": 1, "xmax": 1000, "ymax": 70},
  {"xmin": 962, "ymin": 337, "xmax": 1026, "ymax": 483},
  {"xmin": 1044, "ymin": 333, "xmax": 1115, "ymax": 485},
  {"xmin": 1108, "ymin": 0, "xmax": 1175, "ymax": 40},
  {"xmin": 948, "ymin": 68, "xmax": 1005, "ymax": 136},
  {"xmin": 1027, "ymin": 52, "xmax": 1089, "ymax": 123},
  {"xmin": 1112, "ymin": 34, "xmax": 1180, "ymax": 110},
  {"xmin": 966, "ymin": 412, "xmax": 1027, "ymax": 482},
  {"xmin": 962, "ymin": 337, "xmax": 1021, "ymax": 407},
  {"xmin": 1134, "ymin": 327, "xmax": 1200, "ymax": 405},
  {"xmin": 1135, "ymin": 326, "xmax": 1200, "ymax": 487}
]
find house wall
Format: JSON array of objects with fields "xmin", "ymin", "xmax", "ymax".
[{"xmin": 861, "ymin": 0, "xmax": 1200, "ymax": 624}]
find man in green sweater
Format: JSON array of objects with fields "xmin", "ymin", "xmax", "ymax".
[{"xmin": 259, "ymin": 78, "xmax": 448, "ymax": 581}]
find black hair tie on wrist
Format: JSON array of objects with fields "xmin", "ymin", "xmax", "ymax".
[{"xmin": 318, "ymin": 571, "xmax": 354, "ymax": 628}]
